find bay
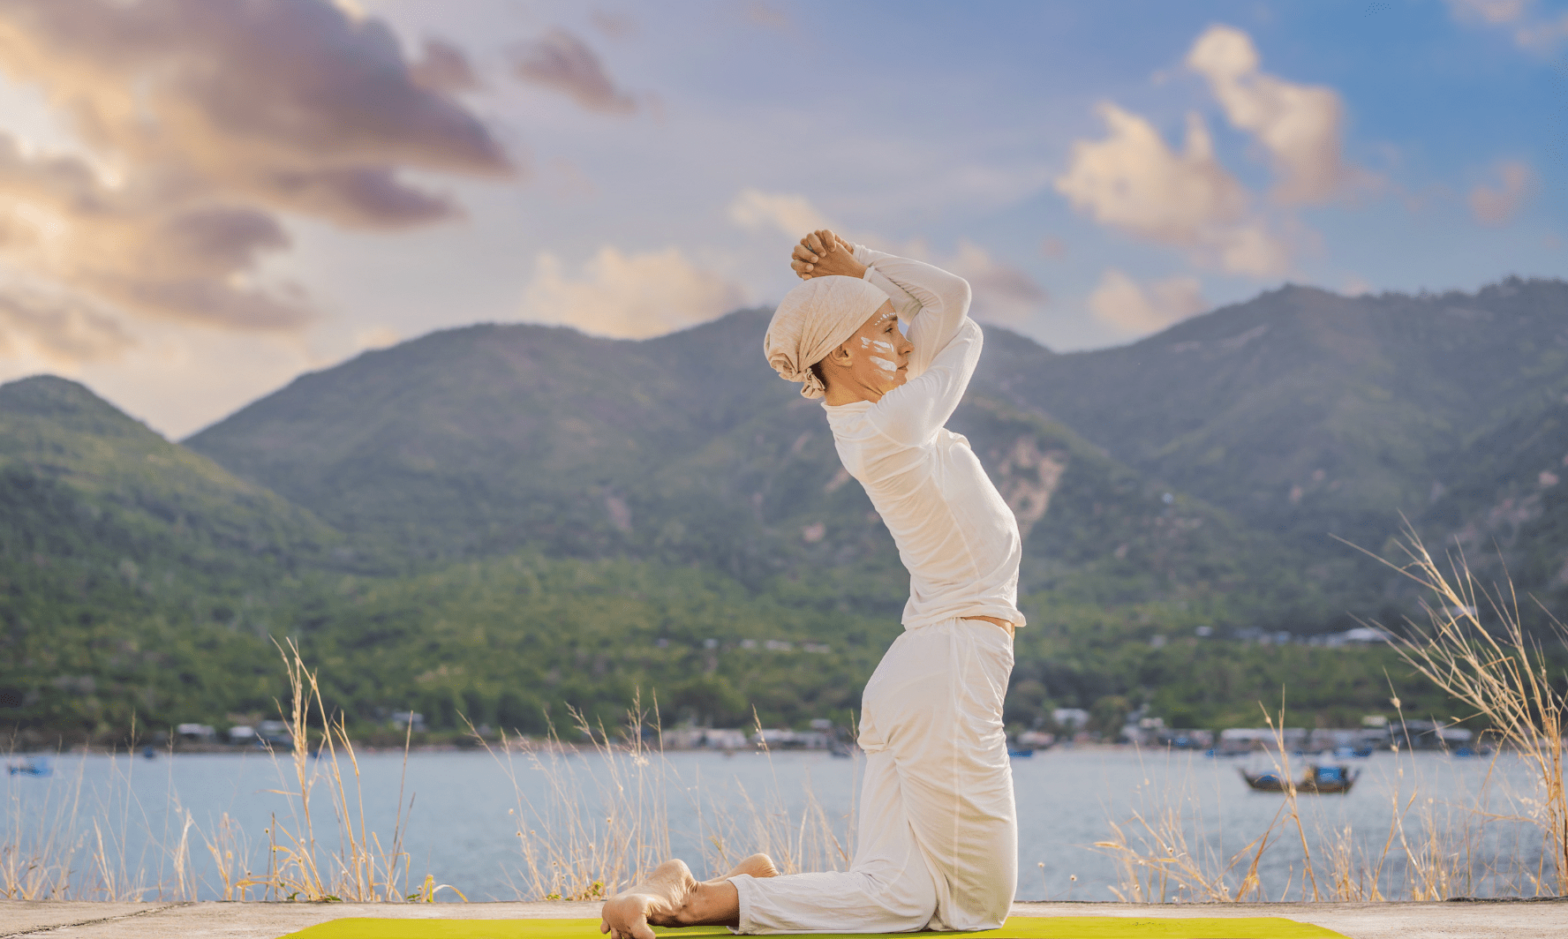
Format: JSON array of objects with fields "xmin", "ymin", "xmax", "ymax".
[{"xmin": 3, "ymin": 746, "xmax": 1547, "ymax": 902}]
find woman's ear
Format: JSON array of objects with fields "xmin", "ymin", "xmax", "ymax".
[{"xmin": 826, "ymin": 343, "xmax": 854, "ymax": 367}]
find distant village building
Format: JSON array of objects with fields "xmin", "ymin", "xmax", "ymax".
[
  {"xmin": 1152, "ymin": 728, "xmax": 1214, "ymax": 750},
  {"xmin": 1052, "ymin": 708, "xmax": 1089, "ymax": 732},
  {"xmin": 256, "ymin": 720, "xmax": 292, "ymax": 746},
  {"xmin": 176, "ymin": 723, "xmax": 216, "ymax": 742},
  {"xmin": 1016, "ymin": 730, "xmax": 1056, "ymax": 749},
  {"xmin": 752, "ymin": 728, "xmax": 832, "ymax": 750},
  {"xmin": 1393, "ymin": 719, "xmax": 1478, "ymax": 751},
  {"xmin": 1218, "ymin": 727, "xmax": 1308, "ymax": 753},
  {"xmin": 662, "ymin": 727, "xmax": 750, "ymax": 750},
  {"xmin": 1313, "ymin": 626, "xmax": 1389, "ymax": 647},
  {"xmin": 390, "ymin": 711, "xmax": 426, "ymax": 733}
]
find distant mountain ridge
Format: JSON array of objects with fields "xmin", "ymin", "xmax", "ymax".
[
  {"xmin": 0, "ymin": 376, "xmax": 348, "ymax": 733},
  {"xmin": 980, "ymin": 277, "xmax": 1568, "ymax": 556},
  {"xmin": 181, "ymin": 308, "xmax": 1299, "ymax": 618},
  {"xmin": 185, "ymin": 275, "xmax": 1568, "ymax": 616},
  {"xmin": 2, "ymin": 275, "xmax": 1564, "ymax": 740}
]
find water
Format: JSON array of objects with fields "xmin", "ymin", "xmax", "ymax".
[{"xmin": 3, "ymin": 745, "xmax": 1550, "ymax": 902}]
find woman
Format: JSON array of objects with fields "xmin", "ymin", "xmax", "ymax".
[{"xmin": 601, "ymin": 231, "xmax": 1023, "ymax": 937}]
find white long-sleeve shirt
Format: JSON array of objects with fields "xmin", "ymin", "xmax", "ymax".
[{"xmin": 822, "ymin": 245, "xmax": 1026, "ymax": 630}]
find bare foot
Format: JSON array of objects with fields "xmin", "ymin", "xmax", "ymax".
[
  {"xmin": 599, "ymin": 855, "xmax": 777, "ymax": 938},
  {"xmin": 718, "ymin": 853, "xmax": 778, "ymax": 881},
  {"xmin": 600, "ymin": 859, "xmax": 698, "ymax": 939}
]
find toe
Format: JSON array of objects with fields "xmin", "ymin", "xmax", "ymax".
[{"xmin": 724, "ymin": 852, "xmax": 779, "ymax": 879}]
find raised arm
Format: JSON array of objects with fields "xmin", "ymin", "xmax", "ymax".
[
  {"xmin": 848, "ymin": 244, "xmax": 971, "ymax": 379},
  {"xmin": 865, "ymin": 318, "xmax": 983, "ymax": 447}
]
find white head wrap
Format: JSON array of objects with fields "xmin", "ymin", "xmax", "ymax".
[{"xmin": 763, "ymin": 275, "xmax": 891, "ymax": 398}]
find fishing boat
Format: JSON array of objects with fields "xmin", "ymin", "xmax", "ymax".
[
  {"xmin": 1240, "ymin": 764, "xmax": 1357, "ymax": 794},
  {"xmin": 1007, "ymin": 746, "xmax": 1035, "ymax": 758},
  {"xmin": 6, "ymin": 758, "xmax": 51, "ymax": 777}
]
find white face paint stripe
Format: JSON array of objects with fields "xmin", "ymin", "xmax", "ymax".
[
  {"xmin": 871, "ymin": 340, "xmax": 894, "ymax": 353},
  {"xmin": 871, "ymin": 356, "xmax": 898, "ymax": 373}
]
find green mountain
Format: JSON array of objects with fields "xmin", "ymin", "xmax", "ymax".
[
  {"xmin": 184, "ymin": 309, "xmax": 1306, "ymax": 617},
  {"xmin": 1416, "ymin": 388, "xmax": 1568, "ymax": 614},
  {"xmin": 6, "ymin": 275, "xmax": 1564, "ymax": 742},
  {"xmin": 0, "ymin": 376, "xmax": 344, "ymax": 736},
  {"xmin": 978, "ymin": 278, "xmax": 1568, "ymax": 557}
]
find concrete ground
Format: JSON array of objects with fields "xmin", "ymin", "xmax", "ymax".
[{"xmin": 2, "ymin": 899, "xmax": 1565, "ymax": 939}]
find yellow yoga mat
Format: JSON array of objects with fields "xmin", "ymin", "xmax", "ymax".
[{"xmin": 278, "ymin": 916, "xmax": 1349, "ymax": 939}]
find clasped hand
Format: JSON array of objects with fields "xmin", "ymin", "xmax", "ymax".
[{"xmin": 790, "ymin": 229, "xmax": 866, "ymax": 280}]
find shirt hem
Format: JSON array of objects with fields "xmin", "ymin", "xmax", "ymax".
[{"xmin": 902, "ymin": 606, "xmax": 1026, "ymax": 630}]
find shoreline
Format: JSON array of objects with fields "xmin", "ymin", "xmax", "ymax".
[{"xmin": 4, "ymin": 899, "xmax": 1566, "ymax": 939}]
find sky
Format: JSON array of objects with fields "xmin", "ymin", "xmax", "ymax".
[{"xmin": 0, "ymin": 0, "xmax": 1561, "ymax": 438}]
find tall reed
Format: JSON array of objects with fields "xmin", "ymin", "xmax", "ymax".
[
  {"xmin": 1, "ymin": 642, "xmax": 437, "ymax": 902},
  {"xmin": 1, "ymin": 738, "xmax": 200, "ymax": 900},
  {"xmin": 1098, "ymin": 528, "xmax": 1565, "ymax": 901},
  {"xmin": 256, "ymin": 639, "xmax": 430, "ymax": 901},
  {"xmin": 479, "ymin": 699, "xmax": 852, "ymax": 902},
  {"xmin": 1373, "ymin": 527, "xmax": 1566, "ymax": 895}
]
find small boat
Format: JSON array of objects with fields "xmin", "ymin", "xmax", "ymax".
[
  {"xmin": 6, "ymin": 758, "xmax": 51, "ymax": 777},
  {"xmin": 1007, "ymin": 746, "xmax": 1035, "ymax": 758},
  {"xmin": 1241, "ymin": 764, "xmax": 1357, "ymax": 794}
]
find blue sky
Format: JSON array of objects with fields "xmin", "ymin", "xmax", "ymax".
[{"xmin": 0, "ymin": 0, "xmax": 1560, "ymax": 436}]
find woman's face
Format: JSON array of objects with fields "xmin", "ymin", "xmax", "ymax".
[{"xmin": 839, "ymin": 301, "xmax": 914, "ymax": 398}]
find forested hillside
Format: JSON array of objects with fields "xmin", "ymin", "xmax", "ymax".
[{"xmin": 4, "ymin": 277, "xmax": 1564, "ymax": 743}]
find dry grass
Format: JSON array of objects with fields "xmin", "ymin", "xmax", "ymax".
[
  {"xmin": 2, "ymin": 655, "xmax": 851, "ymax": 904},
  {"xmin": 1375, "ymin": 527, "xmax": 1566, "ymax": 895},
  {"xmin": 1093, "ymin": 727, "xmax": 1539, "ymax": 902},
  {"xmin": 1095, "ymin": 756, "xmax": 1284, "ymax": 903},
  {"xmin": 480, "ymin": 699, "xmax": 853, "ymax": 902},
  {"xmin": 1, "ymin": 735, "xmax": 202, "ymax": 901},
  {"xmin": 251, "ymin": 639, "xmax": 429, "ymax": 902},
  {"xmin": 1098, "ymin": 528, "xmax": 1565, "ymax": 902},
  {"xmin": 1, "ymin": 642, "xmax": 437, "ymax": 902}
]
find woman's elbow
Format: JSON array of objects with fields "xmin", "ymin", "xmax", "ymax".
[{"xmin": 952, "ymin": 278, "xmax": 973, "ymax": 312}]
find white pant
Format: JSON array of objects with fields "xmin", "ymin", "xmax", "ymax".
[{"xmin": 731, "ymin": 618, "xmax": 1017, "ymax": 934}]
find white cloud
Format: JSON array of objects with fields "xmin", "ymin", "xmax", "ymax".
[
  {"xmin": 1186, "ymin": 25, "xmax": 1354, "ymax": 205},
  {"xmin": 1469, "ymin": 159, "xmax": 1534, "ymax": 225},
  {"xmin": 1212, "ymin": 223, "xmax": 1292, "ymax": 279},
  {"xmin": 1514, "ymin": 11, "xmax": 1568, "ymax": 50},
  {"xmin": 728, "ymin": 188, "xmax": 834, "ymax": 239},
  {"xmin": 519, "ymin": 245, "xmax": 747, "ymax": 339},
  {"xmin": 1088, "ymin": 268, "xmax": 1206, "ymax": 335},
  {"xmin": 0, "ymin": 287, "xmax": 134, "ymax": 364},
  {"xmin": 1056, "ymin": 104, "xmax": 1244, "ymax": 243},
  {"xmin": 947, "ymin": 241, "xmax": 1048, "ymax": 326},
  {"xmin": 1054, "ymin": 103, "xmax": 1290, "ymax": 276},
  {"xmin": 0, "ymin": 0, "xmax": 512, "ymax": 366},
  {"xmin": 1446, "ymin": 0, "xmax": 1568, "ymax": 50},
  {"xmin": 512, "ymin": 28, "xmax": 637, "ymax": 115}
]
